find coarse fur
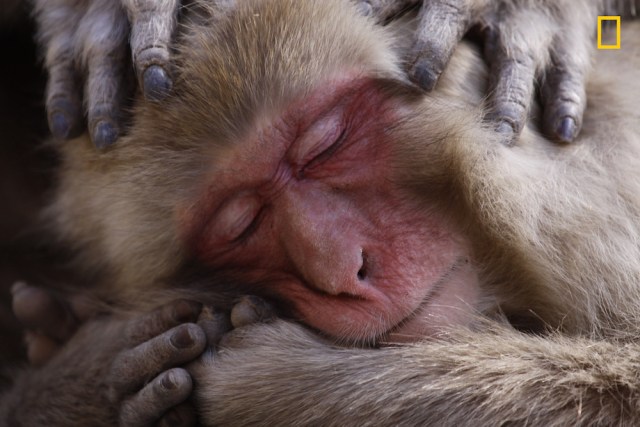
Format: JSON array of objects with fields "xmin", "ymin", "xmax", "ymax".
[{"xmin": 14, "ymin": 0, "xmax": 640, "ymax": 425}]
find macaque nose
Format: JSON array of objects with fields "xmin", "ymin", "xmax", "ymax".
[
  {"xmin": 311, "ymin": 247, "xmax": 369, "ymax": 296},
  {"xmin": 281, "ymin": 188, "xmax": 371, "ymax": 296},
  {"xmin": 287, "ymin": 236, "xmax": 370, "ymax": 297}
]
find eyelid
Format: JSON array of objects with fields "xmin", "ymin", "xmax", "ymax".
[
  {"xmin": 295, "ymin": 110, "xmax": 344, "ymax": 166},
  {"xmin": 213, "ymin": 194, "xmax": 261, "ymax": 243}
]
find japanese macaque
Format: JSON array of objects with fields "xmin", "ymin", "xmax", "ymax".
[{"xmin": 6, "ymin": 0, "xmax": 640, "ymax": 425}]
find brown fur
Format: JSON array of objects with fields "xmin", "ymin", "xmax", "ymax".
[{"xmin": 7, "ymin": 0, "xmax": 640, "ymax": 425}]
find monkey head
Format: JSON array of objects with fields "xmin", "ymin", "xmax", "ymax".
[{"xmin": 53, "ymin": 0, "xmax": 486, "ymax": 344}]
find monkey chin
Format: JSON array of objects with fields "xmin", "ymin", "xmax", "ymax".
[{"xmin": 383, "ymin": 260, "xmax": 481, "ymax": 344}]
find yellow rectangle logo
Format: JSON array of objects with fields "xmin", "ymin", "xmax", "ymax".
[{"xmin": 598, "ymin": 16, "xmax": 621, "ymax": 49}]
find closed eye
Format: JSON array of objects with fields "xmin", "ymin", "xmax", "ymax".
[
  {"xmin": 213, "ymin": 194, "xmax": 262, "ymax": 243},
  {"xmin": 231, "ymin": 206, "xmax": 264, "ymax": 244},
  {"xmin": 301, "ymin": 126, "xmax": 348, "ymax": 176}
]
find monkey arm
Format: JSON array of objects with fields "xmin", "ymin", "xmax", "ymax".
[{"xmin": 192, "ymin": 320, "xmax": 640, "ymax": 426}]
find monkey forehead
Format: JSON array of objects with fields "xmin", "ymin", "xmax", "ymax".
[{"xmin": 151, "ymin": 0, "xmax": 405, "ymax": 145}]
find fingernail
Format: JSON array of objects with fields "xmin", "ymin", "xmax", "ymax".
[
  {"xmin": 50, "ymin": 112, "xmax": 71, "ymax": 139},
  {"xmin": 495, "ymin": 121, "xmax": 516, "ymax": 146},
  {"xmin": 143, "ymin": 65, "xmax": 172, "ymax": 101},
  {"xmin": 161, "ymin": 371, "xmax": 177, "ymax": 390},
  {"xmin": 555, "ymin": 116, "xmax": 576, "ymax": 143},
  {"xmin": 356, "ymin": 1, "xmax": 372, "ymax": 17},
  {"xmin": 495, "ymin": 120, "xmax": 514, "ymax": 135},
  {"xmin": 92, "ymin": 121, "xmax": 119, "ymax": 149},
  {"xmin": 171, "ymin": 326, "xmax": 194, "ymax": 348},
  {"xmin": 409, "ymin": 62, "xmax": 439, "ymax": 92}
]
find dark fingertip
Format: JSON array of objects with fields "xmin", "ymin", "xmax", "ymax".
[
  {"xmin": 171, "ymin": 326, "xmax": 195, "ymax": 349},
  {"xmin": 495, "ymin": 120, "xmax": 516, "ymax": 146},
  {"xmin": 555, "ymin": 116, "xmax": 577, "ymax": 143},
  {"xmin": 49, "ymin": 112, "xmax": 72, "ymax": 139},
  {"xmin": 173, "ymin": 300, "xmax": 203, "ymax": 323},
  {"xmin": 48, "ymin": 99, "xmax": 83, "ymax": 140},
  {"xmin": 92, "ymin": 121, "xmax": 119, "ymax": 149},
  {"xmin": 409, "ymin": 61, "xmax": 439, "ymax": 92},
  {"xmin": 495, "ymin": 120, "xmax": 515, "ymax": 136},
  {"xmin": 143, "ymin": 65, "xmax": 172, "ymax": 101},
  {"xmin": 355, "ymin": 1, "xmax": 373, "ymax": 17}
]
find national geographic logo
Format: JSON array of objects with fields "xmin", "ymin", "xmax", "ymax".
[{"xmin": 598, "ymin": 16, "xmax": 621, "ymax": 49}]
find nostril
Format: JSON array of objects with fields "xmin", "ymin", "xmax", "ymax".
[{"xmin": 357, "ymin": 250, "xmax": 367, "ymax": 281}]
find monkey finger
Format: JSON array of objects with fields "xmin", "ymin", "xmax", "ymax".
[
  {"xmin": 230, "ymin": 296, "xmax": 276, "ymax": 328},
  {"xmin": 110, "ymin": 323, "xmax": 205, "ymax": 395},
  {"xmin": 11, "ymin": 282, "xmax": 79, "ymax": 343},
  {"xmin": 24, "ymin": 331, "xmax": 60, "ymax": 366},
  {"xmin": 484, "ymin": 55, "xmax": 536, "ymax": 144},
  {"xmin": 407, "ymin": 0, "xmax": 471, "ymax": 91},
  {"xmin": 125, "ymin": 299, "xmax": 203, "ymax": 344},
  {"xmin": 45, "ymin": 61, "xmax": 84, "ymax": 141},
  {"xmin": 122, "ymin": 0, "xmax": 179, "ymax": 101},
  {"xmin": 79, "ymin": 1, "xmax": 129, "ymax": 149},
  {"xmin": 352, "ymin": 0, "xmax": 420, "ymax": 22},
  {"xmin": 482, "ymin": 28, "xmax": 541, "ymax": 144},
  {"xmin": 197, "ymin": 306, "xmax": 232, "ymax": 346},
  {"xmin": 119, "ymin": 368, "xmax": 192, "ymax": 427},
  {"xmin": 32, "ymin": 1, "xmax": 85, "ymax": 140},
  {"xmin": 156, "ymin": 402, "xmax": 197, "ymax": 427},
  {"xmin": 540, "ymin": 44, "xmax": 589, "ymax": 144}
]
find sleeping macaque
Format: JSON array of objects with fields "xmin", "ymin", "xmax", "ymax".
[
  {"xmin": 6, "ymin": 0, "xmax": 640, "ymax": 425},
  {"xmin": 33, "ymin": 0, "xmax": 631, "ymax": 148}
]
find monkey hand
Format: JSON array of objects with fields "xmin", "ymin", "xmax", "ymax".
[
  {"xmin": 11, "ymin": 281, "xmax": 95, "ymax": 366},
  {"xmin": 356, "ymin": 0, "xmax": 597, "ymax": 144},
  {"xmin": 3, "ymin": 299, "xmax": 206, "ymax": 427},
  {"xmin": 32, "ymin": 0, "xmax": 180, "ymax": 148},
  {"xmin": 108, "ymin": 299, "xmax": 206, "ymax": 427}
]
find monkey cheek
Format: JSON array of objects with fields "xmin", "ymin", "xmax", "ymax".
[{"xmin": 385, "ymin": 264, "xmax": 481, "ymax": 344}]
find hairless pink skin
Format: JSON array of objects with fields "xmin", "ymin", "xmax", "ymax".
[{"xmin": 181, "ymin": 77, "xmax": 479, "ymax": 343}]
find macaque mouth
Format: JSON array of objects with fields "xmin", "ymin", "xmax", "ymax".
[{"xmin": 381, "ymin": 257, "xmax": 468, "ymax": 339}]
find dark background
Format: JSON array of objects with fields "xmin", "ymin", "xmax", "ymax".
[{"xmin": 0, "ymin": 3, "xmax": 56, "ymax": 384}]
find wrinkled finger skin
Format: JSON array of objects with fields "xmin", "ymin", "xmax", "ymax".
[
  {"xmin": 32, "ymin": 0, "xmax": 182, "ymax": 148},
  {"xmin": 122, "ymin": 0, "xmax": 179, "ymax": 101},
  {"xmin": 109, "ymin": 323, "xmax": 205, "ymax": 397},
  {"xmin": 119, "ymin": 367, "xmax": 193, "ymax": 427},
  {"xmin": 359, "ymin": 0, "xmax": 598, "ymax": 144},
  {"xmin": 108, "ymin": 300, "xmax": 206, "ymax": 427}
]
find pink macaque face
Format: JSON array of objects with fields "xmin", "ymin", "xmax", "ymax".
[{"xmin": 180, "ymin": 77, "xmax": 479, "ymax": 343}]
